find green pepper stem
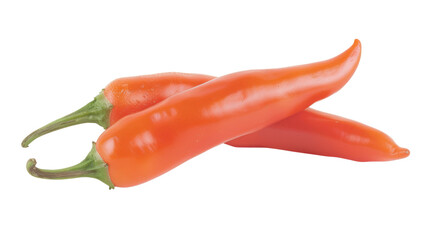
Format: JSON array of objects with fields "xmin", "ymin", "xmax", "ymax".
[
  {"xmin": 21, "ymin": 91, "xmax": 112, "ymax": 148},
  {"xmin": 26, "ymin": 142, "xmax": 115, "ymax": 189}
]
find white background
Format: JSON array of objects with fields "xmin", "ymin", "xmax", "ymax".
[{"xmin": 1, "ymin": 1, "xmax": 428, "ymax": 239}]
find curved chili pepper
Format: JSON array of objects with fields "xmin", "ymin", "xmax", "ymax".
[
  {"xmin": 23, "ymin": 39, "xmax": 407, "ymax": 162},
  {"xmin": 26, "ymin": 40, "xmax": 362, "ymax": 188}
]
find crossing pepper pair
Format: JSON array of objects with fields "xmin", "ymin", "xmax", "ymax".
[{"xmin": 23, "ymin": 40, "xmax": 410, "ymax": 189}]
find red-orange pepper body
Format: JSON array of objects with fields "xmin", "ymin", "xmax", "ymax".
[
  {"xmin": 227, "ymin": 109, "xmax": 409, "ymax": 161},
  {"xmin": 97, "ymin": 40, "xmax": 361, "ymax": 187}
]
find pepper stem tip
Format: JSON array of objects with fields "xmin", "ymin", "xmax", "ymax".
[{"xmin": 26, "ymin": 143, "xmax": 115, "ymax": 189}]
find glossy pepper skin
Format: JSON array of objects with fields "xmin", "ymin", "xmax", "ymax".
[
  {"xmin": 105, "ymin": 73, "xmax": 215, "ymax": 126},
  {"xmin": 228, "ymin": 109, "xmax": 409, "ymax": 161},
  {"xmin": 27, "ymin": 40, "xmax": 361, "ymax": 188}
]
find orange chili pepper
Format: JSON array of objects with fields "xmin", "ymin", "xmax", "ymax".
[{"xmin": 26, "ymin": 40, "xmax": 361, "ymax": 188}]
